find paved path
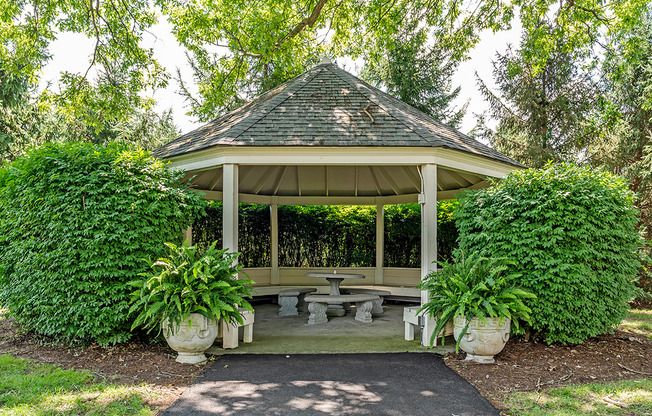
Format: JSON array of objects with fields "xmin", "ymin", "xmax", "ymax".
[{"xmin": 163, "ymin": 353, "xmax": 499, "ymax": 416}]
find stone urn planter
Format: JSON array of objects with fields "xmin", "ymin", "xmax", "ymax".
[
  {"xmin": 162, "ymin": 313, "xmax": 218, "ymax": 364},
  {"xmin": 453, "ymin": 315, "xmax": 510, "ymax": 364}
]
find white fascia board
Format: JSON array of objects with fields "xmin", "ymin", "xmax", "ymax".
[
  {"xmin": 198, "ymin": 189, "xmax": 419, "ymax": 205},
  {"xmin": 433, "ymin": 148, "xmax": 519, "ymax": 178},
  {"xmin": 437, "ymin": 181, "xmax": 490, "ymax": 200},
  {"xmin": 166, "ymin": 146, "xmax": 519, "ymax": 179},
  {"xmin": 199, "ymin": 189, "xmax": 461, "ymax": 204}
]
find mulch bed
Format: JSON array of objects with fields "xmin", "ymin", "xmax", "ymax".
[
  {"xmin": 444, "ymin": 329, "xmax": 652, "ymax": 411},
  {"xmin": 2, "ymin": 311, "xmax": 650, "ymax": 414}
]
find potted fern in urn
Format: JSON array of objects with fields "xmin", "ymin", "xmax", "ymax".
[
  {"xmin": 418, "ymin": 251, "xmax": 536, "ymax": 363},
  {"xmin": 129, "ymin": 241, "xmax": 254, "ymax": 364}
]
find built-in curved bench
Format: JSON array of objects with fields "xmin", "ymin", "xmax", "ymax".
[
  {"xmin": 340, "ymin": 288, "xmax": 391, "ymax": 315},
  {"xmin": 304, "ymin": 294, "xmax": 380, "ymax": 324},
  {"xmin": 251, "ymin": 285, "xmax": 420, "ymax": 299},
  {"xmin": 278, "ymin": 288, "xmax": 318, "ymax": 316}
]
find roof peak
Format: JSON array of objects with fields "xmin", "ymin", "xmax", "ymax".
[
  {"xmin": 319, "ymin": 56, "xmax": 333, "ymax": 65},
  {"xmin": 154, "ymin": 60, "xmax": 520, "ymax": 168}
]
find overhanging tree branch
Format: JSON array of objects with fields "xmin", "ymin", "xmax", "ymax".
[
  {"xmin": 275, "ymin": 0, "xmax": 328, "ymax": 47},
  {"xmin": 223, "ymin": 28, "xmax": 263, "ymax": 58}
]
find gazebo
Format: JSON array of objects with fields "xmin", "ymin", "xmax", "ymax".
[{"xmin": 154, "ymin": 58, "xmax": 520, "ymax": 346}]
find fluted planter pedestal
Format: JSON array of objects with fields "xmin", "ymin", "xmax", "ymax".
[
  {"xmin": 454, "ymin": 316, "xmax": 510, "ymax": 364},
  {"xmin": 162, "ymin": 313, "xmax": 218, "ymax": 364}
]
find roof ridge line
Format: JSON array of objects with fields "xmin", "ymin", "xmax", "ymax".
[
  {"xmin": 327, "ymin": 65, "xmax": 518, "ymax": 163},
  {"xmin": 326, "ymin": 66, "xmax": 433, "ymax": 147},
  {"xmin": 227, "ymin": 65, "xmax": 327, "ymax": 143}
]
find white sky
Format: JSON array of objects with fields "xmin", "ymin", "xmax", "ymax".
[{"xmin": 40, "ymin": 18, "xmax": 521, "ymax": 136}]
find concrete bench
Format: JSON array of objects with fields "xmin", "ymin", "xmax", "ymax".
[
  {"xmin": 222, "ymin": 308, "xmax": 254, "ymax": 349},
  {"xmin": 304, "ymin": 294, "xmax": 380, "ymax": 324},
  {"xmin": 278, "ymin": 288, "xmax": 318, "ymax": 316},
  {"xmin": 340, "ymin": 288, "xmax": 391, "ymax": 315}
]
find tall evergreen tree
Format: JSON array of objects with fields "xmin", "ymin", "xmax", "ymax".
[
  {"xmin": 474, "ymin": 28, "xmax": 599, "ymax": 168},
  {"xmin": 361, "ymin": 28, "xmax": 466, "ymax": 128},
  {"xmin": 591, "ymin": 14, "xmax": 652, "ymax": 243}
]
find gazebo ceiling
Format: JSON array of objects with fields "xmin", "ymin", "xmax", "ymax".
[
  {"xmin": 155, "ymin": 58, "xmax": 520, "ymax": 169},
  {"xmin": 187, "ymin": 165, "xmax": 487, "ymax": 200}
]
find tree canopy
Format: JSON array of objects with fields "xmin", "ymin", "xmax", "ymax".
[
  {"xmin": 4, "ymin": 0, "xmax": 645, "ymax": 133},
  {"xmin": 1, "ymin": 0, "xmax": 651, "ymax": 250}
]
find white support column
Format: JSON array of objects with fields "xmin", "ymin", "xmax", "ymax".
[
  {"xmin": 222, "ymin": 164, "xmax": 239, "ymax": 255},
  {"xmin": 375, "ymin": 202, "xmax": 384, "ymax": 285},
  {"xmin": 270, "ymin": 202, "xmax": 279, "ymax": 285},
  {"xmin": 420, "ymin": 164, "xmax": 438, "ymax": 347},
  {"xmin": 183, "ymin": 226, "xmax": 193, "ymax": 246}
]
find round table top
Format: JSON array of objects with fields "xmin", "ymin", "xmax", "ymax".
[{"xmin": 305, "ymin": 272, "xmax": 365, "ymax": 279}]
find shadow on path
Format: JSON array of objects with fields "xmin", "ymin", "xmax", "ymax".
[{"xmin": 163, "ymin": 353, "xmax": 499, "ymax": 416}]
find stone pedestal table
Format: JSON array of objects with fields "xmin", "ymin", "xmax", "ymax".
[{"xmin": 305, "ymin": 272, "xmax": 365, "ymax": 316}]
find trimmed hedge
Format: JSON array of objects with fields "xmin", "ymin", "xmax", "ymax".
[
  {"xmin": 457, "ymin": 162, "xmax": 642, "ymax": 344},
  {"xmin": 0, "ymin": 142, "xmax": 205, "ymax": 345},
  {"xmin": 193, "ymin": 201, "xmax": 458, "ymax": 268},
  {"xmin": 278, "ymin": 205, "xmax": 375, "ymax": 267},
  {"xmin": 192, "ymin": 201, "xmax": 459, "ymax": 268}
]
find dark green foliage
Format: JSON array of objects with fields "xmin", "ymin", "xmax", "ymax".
[
  {"xmin": 193, "ymin": 202, "xmax": 271, "ymax": 268},
  {"xmin": 418, "ymin": 252, "xmax": 535, "ymax": 351},
  {"xmin": 437, "ymin": 201, "xmax": 460, "ymax": 262},
  {"xmin": 278, "ymin": 205, "xmax": 376, "ymax": 268},
  {"xmin": 193, "ymin": 202, "xmax": 459, "ymax": 268},
  {"xmin": 362, "ymin": 28, "xmax": 466, "ymax": 127},
  {"xmin": 474, "ymin": 27, "xmax": 599, "ymax": 168},
  {"xmin": 383, "ymin": 201, "xmax": 460, "ymax": 266},
  {"xmin": 456, "ymin": 162, "xmax": 642, "ymax": 344},
  {"xmin": 129, "ymin": 242, "xmax": 254, "ymax": 333},
  {"xmin": 383, "ymin": 204, "xmax": 420, "ymax": 268},
  {"xmin": 240, "ymin": 204, "xmax": 272, "ymax": 267},
  {"xmin": 193, "ymin": 201, "xmax": 225, "ymax": 250},
  {"xmin": 0, "ymin": 142, "xmax": 205, "ymax": 345}
]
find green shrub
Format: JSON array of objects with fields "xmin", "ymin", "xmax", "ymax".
[
  {"xmin": 456, "ymin": 162, "xmax": 642, "ymax": 344},
  {"xmin": 0, "ymin": 142, "xmax": 205, "ymax": 345},
  {"xmin": 277, "ymin": 205, "xmax": 376, "ymax": 267}
]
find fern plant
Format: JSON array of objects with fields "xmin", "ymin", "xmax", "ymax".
[
  {"xmin": 418, "ymin": 251, "xmax": 536, "ymax": 351},
  {"xmin": 129, "ymin": 241, "xmax": 254, "ymax": 334}
]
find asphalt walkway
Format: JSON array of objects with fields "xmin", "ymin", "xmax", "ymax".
[{"xmin": 162, "ymin": 353, "xmax": 499, "ymax": 416}]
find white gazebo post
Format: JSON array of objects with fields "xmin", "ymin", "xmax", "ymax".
[
  {"xmin": 270, "ymin": 199, "xmax": 279, "ymax": 285},
  {"xmin": 420, "ymin": 164, "xmax": 438, "ymax": 347},
  {"xmin": 375, "ymin": 202, "xmax": 384, "ymax": 285},
  {"xmin": 223, "ymin": 164, "xmax": 239, "ymax": 256}
]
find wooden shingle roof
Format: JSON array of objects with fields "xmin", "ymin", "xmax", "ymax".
[{"xmin": 155, "ymin": 59, "xmax": 519, "ymax": 166}]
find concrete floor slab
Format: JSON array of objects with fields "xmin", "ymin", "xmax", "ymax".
[{"xmin": 207, "ymin": 303, "xmax": 455, "ymax": 355}]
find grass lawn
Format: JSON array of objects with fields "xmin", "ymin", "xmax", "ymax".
[
  {"xmin": 620, "ymin": 309, "xmax": 652, "ymax": 340},
  {"xmin": 505, "ymin": 379, "xmax": 652, "ymax": 415},
  {"xmin": 0, "ymin": 354, "xmax": 160, "ymax": 416}
]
